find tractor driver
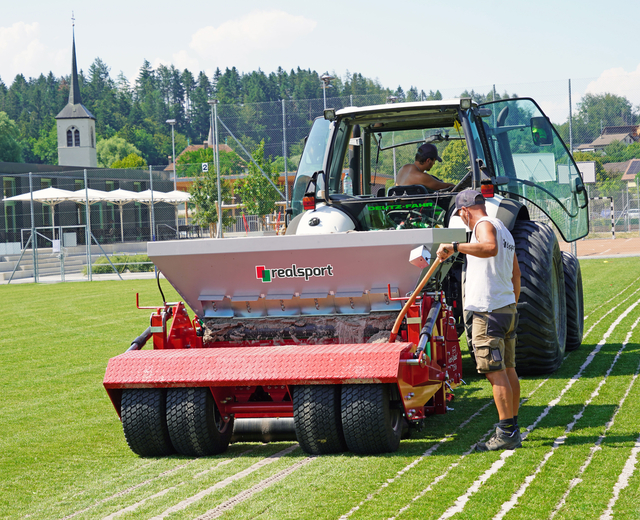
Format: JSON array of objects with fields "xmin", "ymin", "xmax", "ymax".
[{"xmin": 395, "ymin": 143, "xmax": 454, "ymax": 192}]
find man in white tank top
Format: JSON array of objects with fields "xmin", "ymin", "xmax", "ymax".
[{"xmin": 437, "ymin": 189, "xmax": 522, "ymax": 451}]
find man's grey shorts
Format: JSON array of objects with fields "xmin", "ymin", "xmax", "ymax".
[{"xmin": 471, "ymin": 303, "xmax": 518, "ymax": 374}]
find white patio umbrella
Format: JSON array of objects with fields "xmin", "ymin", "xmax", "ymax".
[
  {"xmin": 3, "ymin": 187, "xmax": 76, "ymax": 232},
  {"xmin": 136, "ymin": 190, "xmax": 185, "ymax": 238},
  {"xmin": 99, "ymin": 189, "xmax": 144, "ymax": 242},
  {"xmin": 159, "ymin": 190, "xmax": 191, "ymax": 237},
  {"xmin": 69, "ymin": 188, "xmax": 112, "ymax": 205}
]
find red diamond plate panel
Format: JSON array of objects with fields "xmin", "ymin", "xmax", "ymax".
[{"xmin": 103, "ymin": 342, "xmax": 413, "ymax": 388}]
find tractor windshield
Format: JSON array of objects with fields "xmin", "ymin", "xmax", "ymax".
[
  {"xmin": 479, "ymin": 98, "xmax": 589, "ymax": 242},
  {"xmin": 291, "ymin": 118, "xmax": 331, "ymax": 217}
]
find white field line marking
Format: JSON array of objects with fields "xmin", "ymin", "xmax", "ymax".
[
  {"xmin": 584, "ymin": 273, "xmax": 640, "ymax": 320},
  {"xmin": 550, "ymin": 316, "xmax": 640, "ymax": 519},
  {"xmin": 379, "ymin": 379, "xmax": 549, "ymax": 520},
  {"xmin": 598, "ymin": 249, "xmax": 612, "ymax": 255},
  {"xmin": 583, "ymin": 285, "xmax": 640, "ymax": 339},
  {"xmin": 336, "ymin": 403, "xmax": 489, "ymax": 519},
  {"xmin": 338, "ymin": 396, "xmax": 500, "ymax": 520},
  {"xmin": 101, "ymin": 455, "xmax": 248, "ymax": 520},
  {"xmin": 148, "ymin": 444, "xmax": 299, "ymax": 520},
  {"xmin": 494, "ymin": 308, "xmax": 640, "ymax": 520},
  {"xmin": 60, "ymin": 458, "xmax": 200, "ymax": 520},
  {"xmin": 194, "ymin": 456, "xmax": 316, "ymax": 520},
  {"xmin": 426, "ymin": 300, "xmax": 640, "ymax": 520},
  {"xmin": 600, "ymin": 437, "xmax": 640, "ymax": 519}
]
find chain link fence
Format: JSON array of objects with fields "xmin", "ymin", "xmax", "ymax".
[{"xmin": 2, "ymin": 78, "xmax": 640, "ymax": 282}]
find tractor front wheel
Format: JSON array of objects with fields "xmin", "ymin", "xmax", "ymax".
[{"xmin": 512, "ymin": 221, "xmax": 567, "ymax": 374}]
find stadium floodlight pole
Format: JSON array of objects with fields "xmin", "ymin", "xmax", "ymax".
[
  {"xmin": 208, "ymin": 99, "xmax": 222, "ymax": 238},
  {"xmin": 321, "ymin": 74, "xmax": 334, "ymax": 110},
  {"xmin": 166, "ymin": 119, "xmax": 179, "ymax": 235}
]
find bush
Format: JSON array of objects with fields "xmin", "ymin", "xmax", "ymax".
[{"xmin": 83, "ymin": 254, "xmax": 154, "ymax": 275}]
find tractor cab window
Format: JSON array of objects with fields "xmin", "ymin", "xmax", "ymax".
[{"xmin": 479, "ymin": 98, "xmax": 589, "ymax": 241}]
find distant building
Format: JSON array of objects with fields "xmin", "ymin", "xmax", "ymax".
[
  {"xmin": 577, "ymin": 125, "xmax": 640, "ymax": 153},
  {"xmin": 55, "ymin": 31, "xmax": 98, "ymax": 168}
]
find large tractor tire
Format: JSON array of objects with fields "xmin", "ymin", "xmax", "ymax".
[
  {"xmin": 166, "ymin": 387, "xmax": 233, "ymax": 457},
  {"xmin": 512, "ymin": 221, "xmax": 567, "ymax": 375},
  {"xmin": 293, "ymin": 385, "xmax": 346, "ymax": 455},
  {"xmin": 121, "ymin": 388, "xmax": 174, "ymax": 457},
  {"xmin": 562, "ymin": 251, "xmax": 584, "ymax": 351},
  {"xmin": 341, "ymin": 384, "xmax": 402, "ymax": 454}
]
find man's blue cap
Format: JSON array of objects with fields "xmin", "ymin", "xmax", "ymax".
[{"xmin": 453, "ymin": 189, "xmax": 485, "ymax": 215}]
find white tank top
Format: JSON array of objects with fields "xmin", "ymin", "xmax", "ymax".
[{"xmin": 464, "ymin": 216, "xmax": 516, "ymax": 312}]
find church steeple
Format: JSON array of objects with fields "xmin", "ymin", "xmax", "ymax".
[
  {"xmin": 68, "ymin": 28, "xmax": 83, "ymax": 107},
  {"xmin": 55, "ymin": 15, "xmax": 97, "ymax": 168}
]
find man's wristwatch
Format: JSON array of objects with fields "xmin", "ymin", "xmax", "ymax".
[{"xmin": 452, "ymin": 241, "xmax": 459, "ymax": 253}]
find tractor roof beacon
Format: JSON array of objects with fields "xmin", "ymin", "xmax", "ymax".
[{"xmin": 104, "ymin": 97, "xmax": 588, "ymax": 458}]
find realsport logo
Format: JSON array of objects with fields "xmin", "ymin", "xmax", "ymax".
[{"xmin": 256, "ymin": 264, "xmax": 334, "ymax": 283}]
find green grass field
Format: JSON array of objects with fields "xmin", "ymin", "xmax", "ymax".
[{"xmin": 1, "ymin": 257, "xmax": 639, "ymax": 519}]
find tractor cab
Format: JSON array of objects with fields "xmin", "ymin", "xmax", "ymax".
[{"xmin": 290, "ymin": 98, "xmax": 588, "ymax": 241}]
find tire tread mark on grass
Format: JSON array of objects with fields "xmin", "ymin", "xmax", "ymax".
[
  {"xmin": 101, "ymin": 454, "xmax": 252, "ymax": 520},
  {"xmin": 494, "ymin": 308, "xmax": 640, "ymax": 520},
  {"xmin": 63, "ymin": 449, "xmax": 254, "ymax": 520},
  {"xmin": 429, "ymin": 299, "xmax": 639, "ymax": 520},
  {"xmin": 147, "ymin": 444, "xmax": 299, "ymax": 520},
  {"xmin": 550, "ymin": 315, "xmax": 640, "ymax": 520},
  {"xmin": 194, "ymin": 457, "xmax": 316, "ymax": 520},
  {"xmin": 60, "ymin": 458, "xmax": 200, "ymax": 520}
]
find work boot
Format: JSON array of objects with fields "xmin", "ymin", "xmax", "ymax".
[{"xmin": 476, "ymin": 427, "xmax": 522, "ymax": 452}]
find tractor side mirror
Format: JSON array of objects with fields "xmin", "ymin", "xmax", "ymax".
[{"xmin": 531, "ymin": 117, "xmax": 554, "ymax": 146}]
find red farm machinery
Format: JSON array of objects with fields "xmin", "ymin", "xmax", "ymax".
[{"xmin": 104, "ymin": 229, "xmax": 466, "ymax": 456}]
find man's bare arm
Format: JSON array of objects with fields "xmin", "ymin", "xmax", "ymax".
[{"xmin": 512, "ymin": 253, "xmax": 521, "ymax": 302}]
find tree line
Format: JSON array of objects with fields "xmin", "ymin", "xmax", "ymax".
[{"xmin": 0, "ymin": 59, "xmax": 445, "ymax": 166}]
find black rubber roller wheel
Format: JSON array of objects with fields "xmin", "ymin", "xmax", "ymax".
[
  {"xmin": 562, "ymin": 251, "xmax": 584, "ymax": 351},
  {"xmin": 166, "ymin": 387, "xmax": 233, "ymax": 456},
  {"xmin": 292, "ymin": 385, "xmax": 346, "ymax": 455},
  {"xmin": 341, "ymin": 384, "xmax": 402, "ymax": 454},
  {"xmin": 512, "ymin": 220, "xmax": 567, "ymax": 375},
  {"xmin": 121, "ymin": 388, "xmax": 174, "ymax": 457}
]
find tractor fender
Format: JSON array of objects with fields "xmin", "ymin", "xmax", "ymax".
[{"xmin": 448, "ymin": 194, "xmax": 529, "ymax": 231}]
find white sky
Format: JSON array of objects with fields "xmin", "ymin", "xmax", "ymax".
[{"xmin": 2, "ymin": 0, "xmax": 640, "ymax": 123}]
